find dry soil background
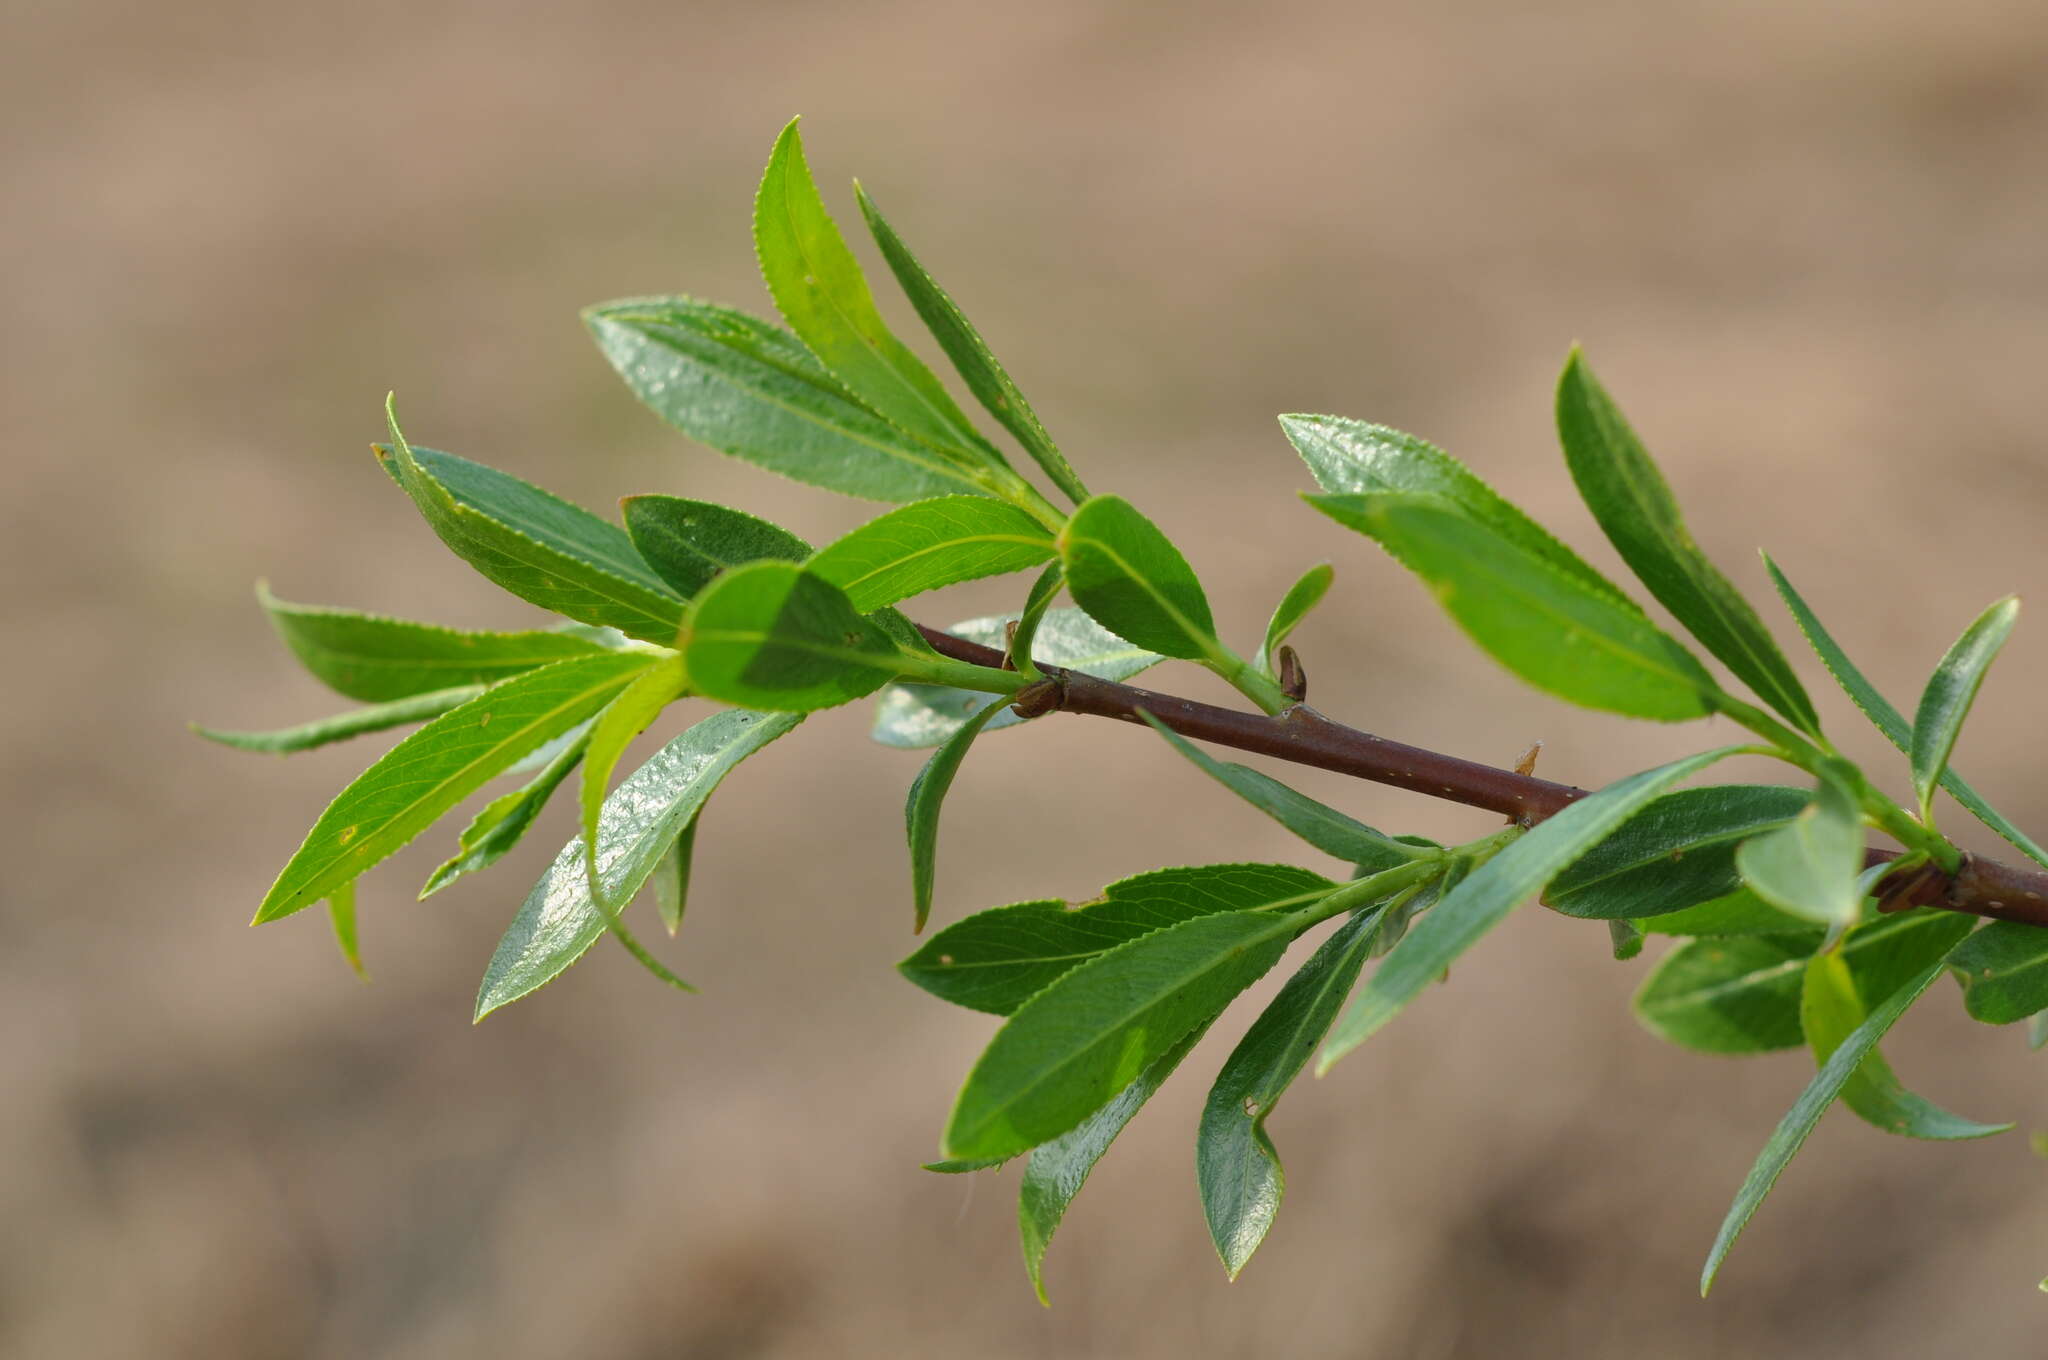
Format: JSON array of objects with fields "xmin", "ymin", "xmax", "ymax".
[{"xmin": 8, "ymin": 1, "xmax": 2048, "ymax": 1356}]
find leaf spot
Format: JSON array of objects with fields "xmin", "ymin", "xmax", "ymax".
[{"xmin": 937, "ymin": 953, "xmax": 954, "ymax": 966}]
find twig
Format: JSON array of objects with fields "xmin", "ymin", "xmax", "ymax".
[{"xmin": 916, "ymin": 625, "xmax": 2048, "ymax": 928}]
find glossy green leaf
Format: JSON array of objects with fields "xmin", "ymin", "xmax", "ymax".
[
  {"xmin": 256, "ymin": 584, "xmax": 608, "ymax": 702},
  {"xmin": 1949, "ymin": 922, "xmax": 2048, "ymax": 1024},
  {"xmin": 654, "ymin": 814, "xmax": 697, "ymax": 936},
  {"xmin": 1139, "ymin": 712, "xmax": 1426, "ymax": 871},
  {"xmin": 855, "ymin": 183, "xmax": 1089, "ymax": 505},
  {"xmin": 1257, "ymin": 563, "xmax": 1333, "ymax": 675},
  {"xmin": 1281, "ymin": 413, "xmax": 1631, "ymax": 605},
  {"xmin": 193, "ymin": 685, "xmax": 485, "ymax": 754},
  {"xmin": 1839, "ymin": 908, "xmax": 1976, "ymax": 1011},
  {"xmin": 1546, "ymin": 785, "xmax": 1809, "ymax": 920},
  {"xmin": 619, "ymin": 494, "xmax": 811, "ymax": 598},
  {"xmin": 1308, "ymin": 493, "xmax": 1718, "ymax": 721},
  {"xmin": 378, "ymin": 410, "xmax": 684, "ymax": 644},
  {"xmin": 1008, "ymin": 563, "xmax": 1064, "ymax": 675},
  {"xmin": 1200, "ymin": 907, "xmax": 1385, "ymax": 1278},
  {"xmin": 1802, "ymin": 949, "xmax": 2009, "ymax": 1140},
  {"xmin": 587, "ymin": 297, "xmax": 984, "ymax": 502},
  {"xmin": 254, "ymin": 652, "xmax": 656, "ymax": 924},
  {"xmin": 907, "ymin": 698, "xmax": 1008, "ymax": 932},
  {"xmin": 1019, "ymin": 1021, "xmax": 1212, "ymax": 1304},
  {"xmin": 1910, "ymin": 596, "xmax": 2019, "ymax": 823},
  {"xmin": 1058, "ymin": 495, "xmax": 1218, "ymax": 661},
  {"xmin": 1734, "ymin": 766, "xmax": 1864, "ymax": 926},
  {"xmin": 1318, "ymin": 746, "xmax": 1745, "ymax": 1071},
  {"xmin": 475, "ymin": 708, "xmax": 803, "ymax": 1018},
  {"xmin": 943, "ymin": 909, "xmax": 1312, "ymax": 1161},
  {"xmin": 1766, "ymin": 557, "xmax": 2048, "ymax": 870},
  {"xmin": 1639, "ymin": 891, "xmax": 1815, "ymax": 937},
  {"xmin": 1702, "ymin": 961, "xmax": 1953, "ymax": 1294},
  {"xmin": 901, "ymin": 863, "xmax": 1335, "ymax": 1016},
  {"xmin": 1634, "ymin": 934, "xmax": 1821, "ymax": 1053},
  {"xmin": 754, "ymin": 120, "xmax": 996, "ymax": 467},
  {"xmin": 809, "ymin": 496, "xmax": 1055, "ymax": 613},
  {"xmin": 872, "ymin": 608, "xmax": 1161, "ymax": 748},
  {"xmin": 579, "ymin": 654, "xmax": 690, "ymax": 900},
  {"xmin": 420, "ymin": 724, "xmax": 590, "ymax": 897},
  {"xmin": 678, "ymin": 561, "xmax": 908, "ymax": 711},
  {"xmin": 327, "ymin": 881, "xmax": 365, "ymax": 980},
  {"xmin": 1555, "ymin": 353, "xmax": 1820, "ymax": 736}
]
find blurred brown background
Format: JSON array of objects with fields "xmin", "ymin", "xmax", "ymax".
[{"xmin": 9, "ymin": 1, "xmax": 2048, "ymax": 1355}]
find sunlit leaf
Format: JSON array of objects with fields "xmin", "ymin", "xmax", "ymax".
[
  {"xmin": 1058, "ymin": 495, "xmax": 1219, "ymax": 661},
  {"xmin": 1910, "ymin": 595, "xmax": 2019, "ymax": 824},
  {"xmin": 809, "ymin": 496, "xmax": 1055, "ymax": 613}
]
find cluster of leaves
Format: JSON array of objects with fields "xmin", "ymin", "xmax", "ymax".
[{"xmin": 200, "ymin": 119, "xmax": 2048, "ymax": 1300}]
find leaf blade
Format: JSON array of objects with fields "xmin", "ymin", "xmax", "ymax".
[
  {"xmin": 1733, "ymin": 765, "xmax": 1864, "ymax": 927},
  {"xmin": 678, "ymin": 561, "xmax": 907, "ymax": 712},
  {"xmin": 474, "ymin": 708, "xmax": 803, "ymax": 1017},
  {"xmin": 856, "ymin": 183, "xmax": 1089, "ymax": 504},
  {"xmin": 1910, "ymin": 596, "xmax": 2019, "ymax": 822},
  {"xmin": 1258, "ymin": 563, "xmax": 1334, "ymax": 675},
  {"xmin": 254, "ymin": 652, "xmax": 657, "ymax": 923},
  {"xmin": 754, "ymin": 120, "xmax": 995, "ymax": 465},
  {"xmin": 194, "ymin": 685, "xmax": 486, "ymax": 755},
  {"xmin": 1058, "ymin": 495, "xmax": 1218, "ymax": 661},
  {"xmin": 256, "ymin": 584, "xmax": 609, "ymax": 702},
  {"xmin": 619, "ymin": 494, "xmax": 811, "ymax": 599},
  {"xmin": 906, "ymin": 698, "xmax": 1009, "ymax": 931},
  {"xmin": 1308, "ymin": 492, "xmax": 1718, "ymax": 721},
  {"xmin": 809, "ymin": 496, "xmax": 1056, "ymax": 614},
  {"xmin": 588, "ymin": 297, "xmax": 986, "ymax": 502},
  {"xmin": 1555, "ymin": 353, "xmax": 1819, "ymax": 734}
]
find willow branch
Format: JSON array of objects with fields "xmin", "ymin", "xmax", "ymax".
[{"xmin": 916, "ymin": 625, "xmax": 2048, "ymax": 929}]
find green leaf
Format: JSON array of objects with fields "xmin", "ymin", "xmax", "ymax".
[
  {"xmin": 808, "ymin": 496, "xmax": 1056, "ymax": 613},
  {"xmin": 1839, "ymin": 908, "xmax": 1976, "ymax": 1011},
  {"xmin": 1702, "ymin": 961, "xmax": 1955, "ymax": 1294},
  {"xmin": 654, "ymin": 814, "xmax": 697, "ymax": 935},
  {"xmin": 1009, "ymin": 563, "xmax": 1064, "ymax": 674},
  {"xmin": 855, "ymin": 183, "xmax": 1089, "ymax": 505},
  {"xmin": 754, "ymin": 120, "xmax": 997, "ymax": 468},
  {"xmin": 588, "ymin": 297, "xmax": 988, "ymax": 503},
  {"xmin": 1734, "ymin": 765, "xmax": 1864, "ymax": 927},
  {"xmin": 1019, "ymin": 1021, "xmax": 1212, "ymax": 1305},
  {"xmin": 900, "ymin": 863, "xmax": 1336, "ymax": 1016},
  {"xmin": 1257, "ymin": 563, "xmax": 1333, "ymax": 675},
  {"xmin": 475, "ymin": 708, "xmax": 803, "ymax": 1018},
  {"xmin": 1802, "ymin": 949, "xmax": 2008, "ymax": 1141},
  {"xmin": 1639, "ymin": 891, "xmax": 1817, "ymax": 937},
  {"xmin": 1910, "ymin": 595, "xmax": 2020, "ymax": 824},
  {"xmin": 1138, "ymin": 712, "xmax": 1426, "ymax": 871},
  {"xmin": 942, "ymin": 909, "xmax": 1314, "ymax": 1161},
  {"xmin": 1317, "ymin": 746, "xmax": 1744, "ymax": 1071},
  {"xmin": 1546, "ymin": 785, "xmax": 1809, "ymax": 920},
  {"xmin": 420, "ymin": 724, "xmax": 590, "ymax": 897},
  {"xmin": 1199, "ymin": 907, "xmax": 1386, "ymax": 1279},
  {"xmin": 1555, "ymin": 353, "xmax": 1820, "ymax": 736},
  {"xmin": 1280, "ymin": 413, "xmax": 1631, "ymax": 605},
  {"xmin": 619, "ymin": 494, "xmax": 811, "ymax": 598},
  {"xmin": 1949, "ymin": 922, "xmax": 2048, "ymax": 1024},
  {"xmin": 678, "ymin": 561, "xmax": 908, "ymax": 711},
  {"xmin": 580, "ymin": 654, "xmax": 690, "ymax": 900},
  {"xmin": 1308, "ymin": 492, "xmax": 1718, "ymax": 721},
  {"xmin": 378, "ymin": 410, "xmax": 682, "ymax": 646},
  {"xmin": 1633, "ymin": 934, "xmax": 1821, "ymax": 1053},
  {"xmin": 193, "ymin": 685, "xmax": 485, "ymax": 754},
  {"xmin": 255, "ymin": 584, "xmax": 609, "ymax": 702},
  {"xmin": 254, "ymin": 652, "xmax": 656, "ymax": 924},
  {"xmin": 872, "ymin": 608, "xmax": 1160, "ymax": 748},
  {"xmin": 327, "ymin": 881, "xmax": 366, "ymax": 980},
  {"xmin": 2029, "ymin": 1011, "xmax": 2048, "ymax": 1051},
  {"xmin": 1058, "ymin": 495, "xmax": 1219, "ymax": 661},
  {"xmin": 906, "ymin": 698, "xmax": 1009, "ymax": 932},
  {"xmin": 1766, "ymin": 557, "xmax": 2048, "ymax": 870}
]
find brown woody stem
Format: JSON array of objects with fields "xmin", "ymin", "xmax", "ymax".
[{"xmin": 916, "ymin": 624, "xmax": 2048, "ymax": 929}]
